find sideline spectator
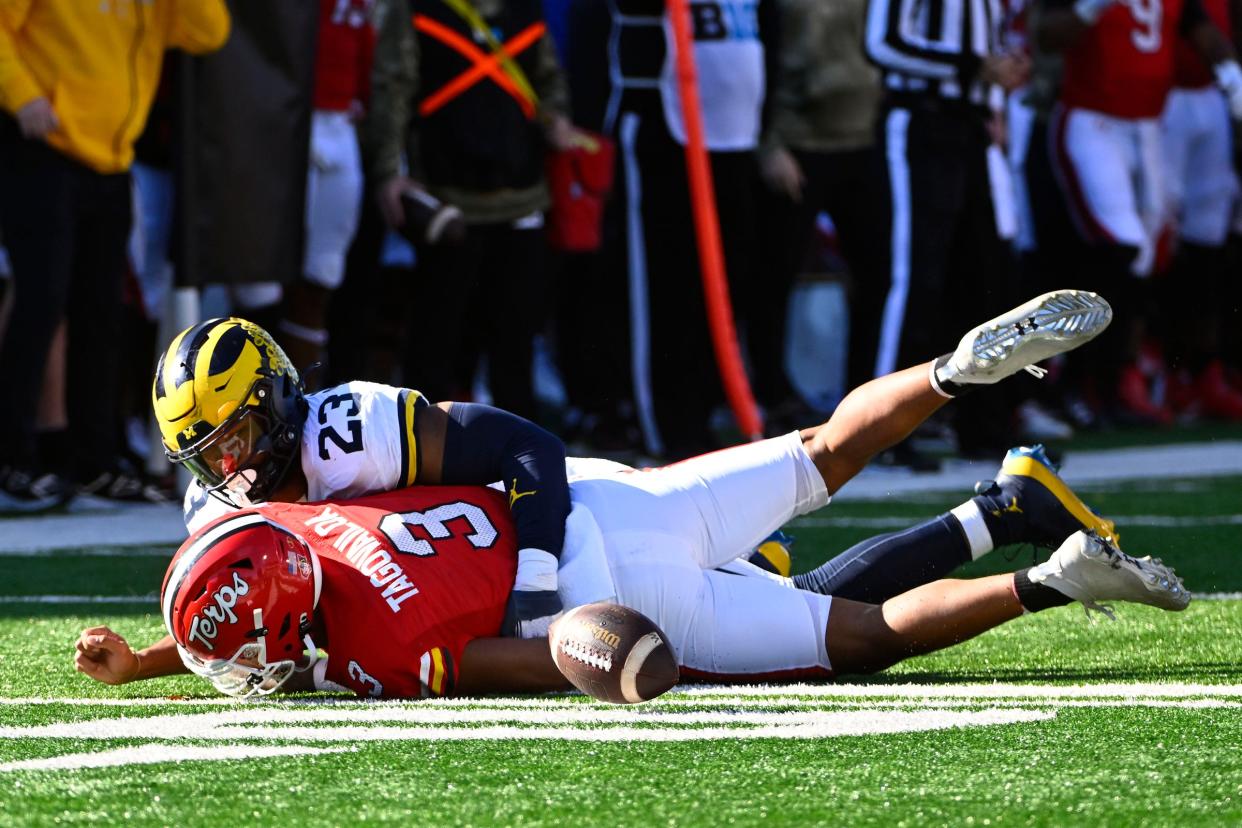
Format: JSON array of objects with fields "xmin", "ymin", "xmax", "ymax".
[
  {"xmin": 757, "ymin": 0, "xmax": 884, "ymax": 425},
  {"xmin": 0, "ymin": 0, "xmax": 230, "ymax": 510},
  {"xmin": 364, "ymin": 0, "xmax": 572, "ymax": 422},
  {"xmin": 279, "ymin": 0, "xmax": 376, "ymax": 372}
]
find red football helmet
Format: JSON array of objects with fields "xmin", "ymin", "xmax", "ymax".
[{"xmin": 161, "ymin": 512, "xmax": 322, "ymax": 697}]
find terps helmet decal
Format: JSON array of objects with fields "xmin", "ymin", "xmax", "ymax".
[{"xmin": 162, "ymin": 512, "xmax": 323, "ymax": 698}]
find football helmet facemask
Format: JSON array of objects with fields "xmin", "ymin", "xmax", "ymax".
[
  {"xmin": 153, "ymin": 318, "xmax": 306, "ymax": 507},
  {"xmin": 162, "ymin": 512, "xmax": 322, "ymax": 698}
]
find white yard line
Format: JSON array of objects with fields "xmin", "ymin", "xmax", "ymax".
[
  {"xmin": 792, "ymin": 515, "xmax": 1242, "ymax": 529},
  {"xmin": 0, "ymin": 708, "xmax": 1056, "ymax": 747},
  {"xmin": 4, "ymin": 682, "xmax": 1241, "ymax": 709},
  {"xmin": 0, "ymin": 744, "xmax": 349, "ymax": 772},
  {"xmin": 0, "ymin": 685, "xmax": 1237, "ymax": 768}
]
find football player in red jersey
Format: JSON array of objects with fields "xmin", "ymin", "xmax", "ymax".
[
  {"xmin": 76, "ymin": 291, "xmax": 1190, "ymax": 698},
  {"xmin": 1037, "ymin": 0, "xmax": 1242, "ymax": 416},
  {"xmin": 96, "ymin": 443, "xmax": 1187, "ymax": 700},
  {"xmin": 1159, "ymin": 0, "xmax": 1242, "ymax": 420}
]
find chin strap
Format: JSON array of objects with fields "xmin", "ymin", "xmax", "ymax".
[{"xmin": 297, "ymin": 634, "xmax": 320, "ymax": 671}]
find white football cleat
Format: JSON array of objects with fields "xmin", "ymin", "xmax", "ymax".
[
  {"xmin": 1028, "ymin": 530, "xmax": 1190, "ymax": 618},
  {"xmin": 934, "ymin": 290, "xmax": 1112, "ymax": 389}
]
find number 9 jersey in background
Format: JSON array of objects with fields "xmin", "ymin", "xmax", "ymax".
[
  {"xmin": 1054, "ymin": 0, "xmax": 1200, "ymax": 119},
  {"xmin": 185, "ymin": 381, "xmax": 427, "ymax": 533},
  {"xmin": 261, "ymin": 486, "xmax": 517, "ymax": 698}
]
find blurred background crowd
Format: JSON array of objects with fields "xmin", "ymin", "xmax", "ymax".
[{"xmin": 1, "ymin": 0, "xmax": 1241, "ymax": 508}]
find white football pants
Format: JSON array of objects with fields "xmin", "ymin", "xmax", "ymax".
[
  {"xmin": 564, "ymin": 432, "xmax": 837, "ymax": 680},
  {"xmin": 1161, "ymin": 86, "xmax": 1238, "ymax": 247},
  {"xmin": 1052, "ymin": 106, "xmax": 1167, "ymax": 275}
]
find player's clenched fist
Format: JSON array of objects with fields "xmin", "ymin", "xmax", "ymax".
[{"xmin": 74, "ymin": 626, "xmax": 140, "ymax": 685}]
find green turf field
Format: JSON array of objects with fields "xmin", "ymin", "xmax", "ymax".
[{"xmin": 0, "ymin": 468, "xmax": 1239, "ymax": 827}]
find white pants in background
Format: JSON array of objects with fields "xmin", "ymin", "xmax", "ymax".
[
  {"xmin": 305, "ymin": 109, "xmax": 364, "ymax": 289},
  {"xmin": 1161, "ymin": 86, "xmax": 1238, "ymax": 247},
  {"xmin": 1052, "ymin": 106, "xmax": 1167, "ymax": 275}
]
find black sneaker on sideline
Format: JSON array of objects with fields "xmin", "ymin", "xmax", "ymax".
[
  {"xmin": 79, "ymin": 470, "xmax": 174, "ymax": 504},
  {"xmin": 877, "ymin": 439, "xmax": 942, "ymax": 473},
  {"xmin": 0, "ymin": 466, "xmax": 75, "ymax": 512}
]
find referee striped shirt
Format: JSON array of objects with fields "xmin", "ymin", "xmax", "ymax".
[{"xmin": 864, "ymin": 0, "xmax": 1004, "ymax": 107}]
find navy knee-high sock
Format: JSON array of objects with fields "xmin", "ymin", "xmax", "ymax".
[{"xmin": 792, "ymin": 514, "xmax": 973, "ymax": 603}]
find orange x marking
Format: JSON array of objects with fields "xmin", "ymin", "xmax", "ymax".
[{"xmin": 413, "ymin": 15, "xmax": 545, "ymax": 119}]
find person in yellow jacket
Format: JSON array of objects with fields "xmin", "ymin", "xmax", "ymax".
[{"xmin": 0, "ymin": 0, "xmax": 229, "ymax": 510}]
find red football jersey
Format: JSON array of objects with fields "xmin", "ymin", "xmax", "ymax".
[
  {"xmin": 315, "ymin": 0, "xmax": 377, "ymax": 111},
  {"xmin": 261, "ymin": 486, "xmax": 517, "ymax": 698},
  {"xmin": 1060, "ymin": 0, "xmax": 1186, "ymax": 118},
  {"xmin": 1174, "ymin": 0, "xmax": 1230, "ymax": 88}
]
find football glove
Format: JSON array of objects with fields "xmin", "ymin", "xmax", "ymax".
[{"xmin": 502, "ymin": 548, "xmax": 563, "ymax": 638}]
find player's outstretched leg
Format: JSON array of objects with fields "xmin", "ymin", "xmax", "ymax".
[
  {"xmin": 793, "ymin": 444, "xmax": 1119, "ymax": 603},
  {"xmin": 800, "ymin": 290, "xmax": 1112, "ymax": 495},
  {"xmin": 824, "ymin": 531, "xmax": 1188, "ymax": 675}
]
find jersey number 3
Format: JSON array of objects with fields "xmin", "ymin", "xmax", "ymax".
[
  {"xmin": 318, "ymin": 393, "xmax": 364, "ymax": 460},
  {"xmin": 378, "ymin": 501, "xmax": 499, "ymax": 557}
]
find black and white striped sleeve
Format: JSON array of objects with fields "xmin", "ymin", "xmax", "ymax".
[{"xmin": 865, "ymin": 0, "xmax": 983, "ymax": 80}]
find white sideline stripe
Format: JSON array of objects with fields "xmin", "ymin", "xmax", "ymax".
[
  {"xmin": 677, "ymin": 682, "xmax": 1242, "ymax": 698},
  {"xmin": 2, "ymin": 444, "xmax": 1241, "ymax": 551},
  {"xmin": 0, "ymin": 595, "xmax": 158, "ymax": 604},
  {"xmin": 0, "ymin": 506, "xmax": 185, "ymax": 553},
  {"xmin": 3, "ymin": 591, "xmax": 1238, "ymax": 605},
  {"xmin": 0, "ymin": 744, "xmax": 348, "ymax": 772},
  {"xmin": 834, "ymin": 441, "xmax": 1242, "ymax": 501},
  {"xmin": 791, "ymin": 514, "xmax": 1242, "ymax": 529},
  {"xmin": 0, "ymin": 708, "xmax": 1054, "ymax": 746}
]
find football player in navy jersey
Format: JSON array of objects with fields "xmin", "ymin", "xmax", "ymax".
[{"xmin": 155, "ymin": 317, "xmax": 571, "ymax": 639}]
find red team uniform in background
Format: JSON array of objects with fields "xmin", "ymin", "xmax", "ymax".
[
  {"xmin": 301, "ymin": 0, "xmax": 376, "ymax": 296},
  {"xmin": 1051, "ymin": 0, "xmax": 1210, "ymax": 275},
  {"xmin": 1060, "ymin": 0, "xmax": 1188, "ymax": 119},
  {"xmin": 316, "ymin": 0, "xmax": 376, "ymax": 112},
  {"xmin": 261, "ymin": 487, "xmax": 516, "ymax": 699},
  {"xmin": 1163, "ymin": 0, "xmax": 1238, "ymax": 247}
]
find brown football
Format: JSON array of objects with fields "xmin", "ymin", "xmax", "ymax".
[{"xmin": 549, "ymin": 602, "xmax": 679, "ymax": 704}]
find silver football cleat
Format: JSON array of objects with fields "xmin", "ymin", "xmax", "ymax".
[
  {"xmin": 938, "ymin": 290, "xmax": 1113, "ymax": 386},
  {"xmin": 1028, "ymin": 530, "xmax": 1191, "ymax": 618}
]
